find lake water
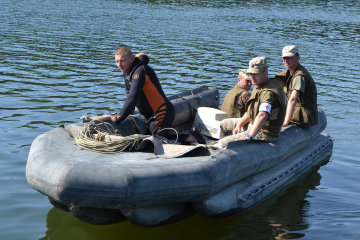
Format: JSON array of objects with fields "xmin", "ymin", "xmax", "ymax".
[{"xmin": 1, "ymin": 0, "xmax": 360, "ymax": 239}]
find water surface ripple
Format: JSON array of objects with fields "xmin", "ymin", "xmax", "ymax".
[{"xmin": 1, "ymin": 0, "xmax": 360, "ymax": 239}]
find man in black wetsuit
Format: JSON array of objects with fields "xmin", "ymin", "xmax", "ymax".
[{"xmin": 111, "ymin": 46, "xmax": 175, "ymax": 135}]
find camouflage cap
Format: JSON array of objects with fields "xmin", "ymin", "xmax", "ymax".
[
  {"xmin": 247, "ymin": 57, "xmax": 268, "ymax": 74},
  {"xmin": 282, "ymin": 45, "xmax": 298, "ymax": 57},
  {"xmin": 238, "ymin": 68, "xmax": 250, "ymax": 80}
]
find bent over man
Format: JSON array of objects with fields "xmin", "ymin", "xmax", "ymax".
[
  {"xmin": 214, "ymin": 57, "xmax": 287, "ymax": 149},
  {"xmin": 275, "ymin": 45, "xmax": 317, "ymax": 127},
  {"xmin": 112, "ymin": 47, "xmax": 175, "ymax": 134}
]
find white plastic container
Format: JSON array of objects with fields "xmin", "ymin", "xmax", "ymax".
[{"xmin": 192, "ymin": 107, "xmax": 228, "ymax": 139}]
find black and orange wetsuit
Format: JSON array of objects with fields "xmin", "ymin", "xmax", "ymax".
[{"xmin": 117, "ymin": 53, "xmax": 175, "ymax": 134}]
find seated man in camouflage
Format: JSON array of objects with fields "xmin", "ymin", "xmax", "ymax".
[
  {"xmin": 275, "ymin": 45, "xmax": 318, "ymax": 127},
  {"xmin": 221, "ymin": 68, "xmax": 252, "ymax": 118},
  {"xmin": 220, "ymin": 69, "xmax": 252, "ymax": 135},
  {"xmin": 214, "ymin": 56, "xmax": 287, "ymax": 149}
]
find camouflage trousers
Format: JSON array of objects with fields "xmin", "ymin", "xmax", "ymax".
[{"xmin": 217, "ymin": 118, "xmax": 276, "ymax": 148}]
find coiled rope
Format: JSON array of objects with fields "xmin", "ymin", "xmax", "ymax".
[{"xmin": 74, "ymin": 120, "xmax": 150, "ymax": 153}]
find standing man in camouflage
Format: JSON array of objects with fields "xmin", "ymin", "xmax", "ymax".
[
  {"xmin": 275, "ymin": 45, "xmax": 318, "ymax": 127},
  {"xmin": 214, "ymin": 57, "xmax": 287, "ymax": 149}
]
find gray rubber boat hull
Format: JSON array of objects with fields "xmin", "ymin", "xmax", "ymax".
[{"xmin": 26, "ymin": 89, "xmax": 333, "ymax": 226}]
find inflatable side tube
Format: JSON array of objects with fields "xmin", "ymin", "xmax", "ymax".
[
  {"xmin": 193, "ymin": 132, "xmax": 333, "ymax": 217},
  {"xmin": 170, "ymin": 86, "xmax": 219, "ymax": 127}
]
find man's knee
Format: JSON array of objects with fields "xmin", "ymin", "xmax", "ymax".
[{"xmin": 220, "ymin": 118, "xmax": 239, "ymax": 134}]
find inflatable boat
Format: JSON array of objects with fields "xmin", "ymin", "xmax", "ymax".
[{"xmin": 26, "ymin": 86, "xmax": 333, "ymax": 227}]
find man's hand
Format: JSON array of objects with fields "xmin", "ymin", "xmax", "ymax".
[
  {"xmin": 110, "ymin": 115, "xmax": 120, "ymax": 123},
  {"xmin": 233, "ymin": 126, "xmax": 241, "ymax": 135},
  {"xmin": 232, "ymin": 113, "xmax": 250, "ymax": 135},
  {"xmin": 82, "ymin": 115, "xmax": 112, "ymax": 122}
]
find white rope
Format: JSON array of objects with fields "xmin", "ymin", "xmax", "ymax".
[{"xmin": 74, "ymin": 120, "xmax": 150, "ymax": 153}]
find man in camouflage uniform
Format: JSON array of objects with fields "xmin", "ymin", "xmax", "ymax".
[
  {"xmin": 275, "ymin": 45, "xmax": 317, "ymax": 127},
  {"xmin": 221, "ymin": 69, "xmax": 252, "ymax": 118},
  {"xmin": 220, "ymin": 69, "xmax": 252, "ymax": 135},
  {"xmin": 214, "ymin": 57, "xmax": 287, "ymax": 149}
]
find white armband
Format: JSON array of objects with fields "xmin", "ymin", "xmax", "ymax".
[{"xmin": 259, "ymin": 102, "xmax": 272, "ymax": 114}]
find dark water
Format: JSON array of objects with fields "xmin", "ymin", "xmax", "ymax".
[{"xmin": 1, "ymin": 0, "xmax": 360, "ymax": 239}]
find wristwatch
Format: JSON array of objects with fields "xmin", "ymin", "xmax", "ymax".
[{"xmin": 246, "ymin": 134, "xmax": 253, "ymax": 140}]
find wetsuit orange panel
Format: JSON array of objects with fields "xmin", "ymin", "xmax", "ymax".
[{"xmin": 117, "ymin": 54, "xmax": 174, "ymax": 134}]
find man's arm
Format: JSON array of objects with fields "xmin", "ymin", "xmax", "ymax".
[
  {"xmin": 236, "ymin": 111, "xmax": 268, "ymax": 140},
  {"xmin": 235, "ymin": 91, "xmax": 250, "ymax": 109},
  {"xmin": 247, "ymin": 111, "xmax": 268, "ymax": 138},
  {"xmin": 237, "ymin": 97, "xmax": 272, "ymax": 140},
  {"xmin": 240, "ymin": 91, "xmax": 250, "ymax": 105},
  {"xmin": 115, "ymin": 67, "xmax": 146, "ymax": 123},
  {"xmin": 282, "ymin": 90, "xmax": 299, "ymax": 127},
  {"xmin": 283, "ymin": 75, "xmax": 304, "ymax": 126}
]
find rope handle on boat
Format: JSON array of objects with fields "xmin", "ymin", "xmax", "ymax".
[
  {"xmin": 180, "ymin": 97, "xmax": 197, "ymax": 119},
  {"xmin": 154, "ymin": 127, "xmax": 179, "ymax": 144}
]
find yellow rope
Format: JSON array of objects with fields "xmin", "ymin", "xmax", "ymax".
[{"xmin": 74, "ymin": 120, "xmax": 150, "ymax": 153}]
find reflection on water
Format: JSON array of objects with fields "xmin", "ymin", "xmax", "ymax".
[{"xmin": 41, "ymin": 161, "xmax": 327, "ymax": 240}]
